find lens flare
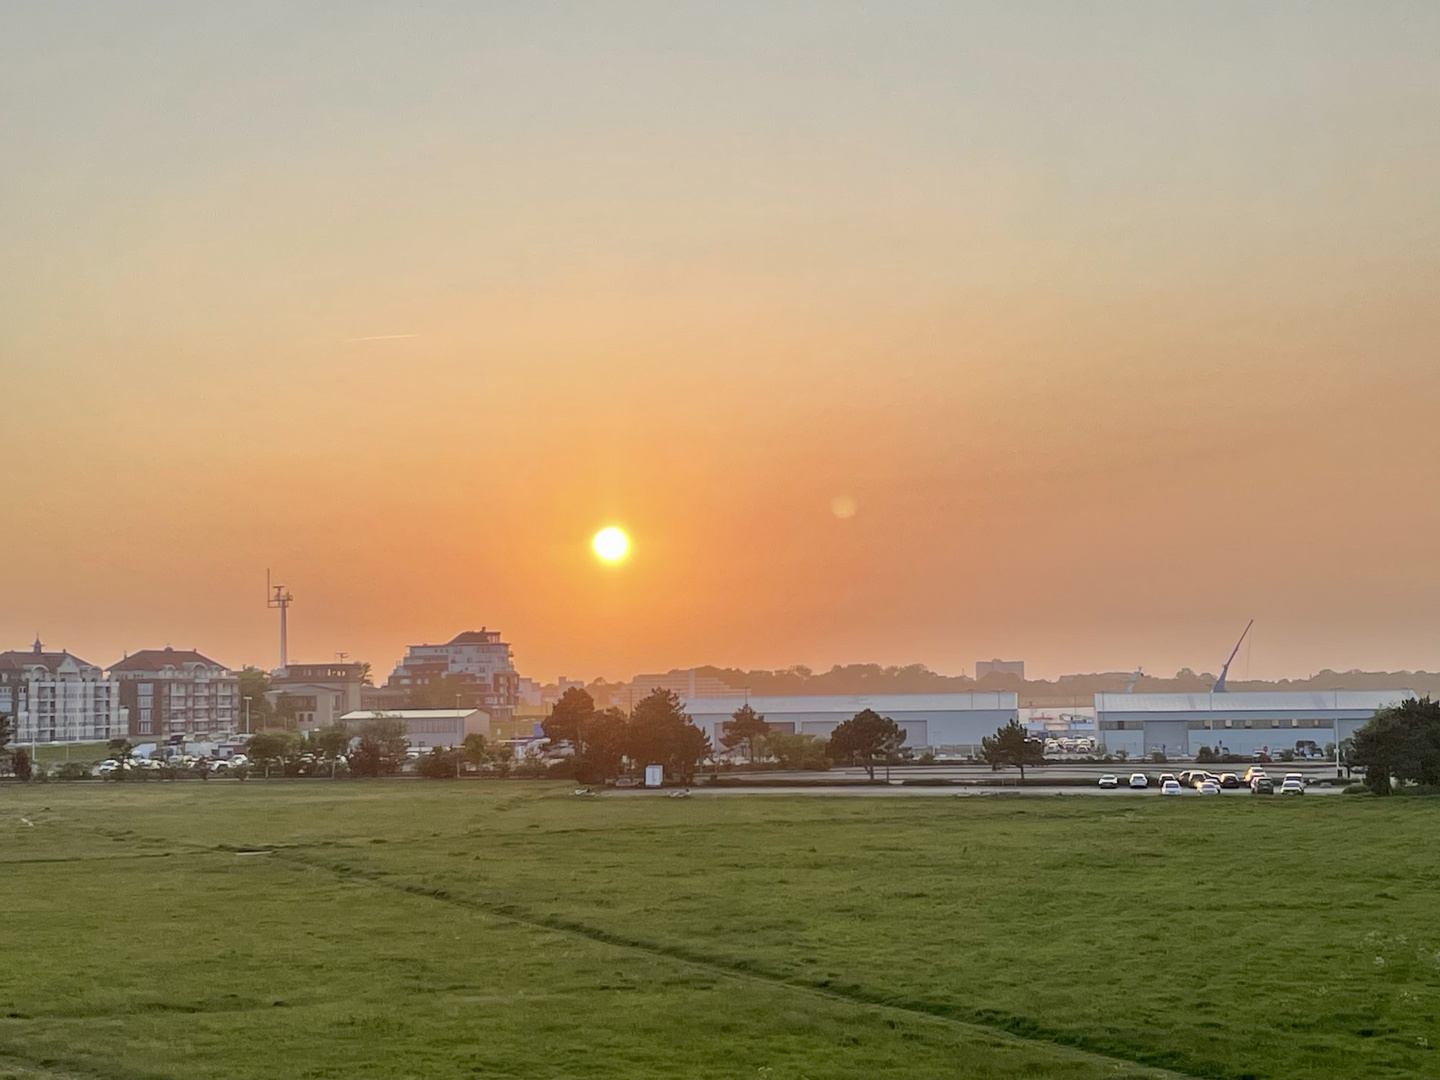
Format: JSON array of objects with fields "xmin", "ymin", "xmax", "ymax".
[{"xmin": 592, "ymin": 526, "xmax": 630, "ymax": 563}]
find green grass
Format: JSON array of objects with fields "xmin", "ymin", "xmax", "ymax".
[
  {"xmin": 1, "ymin": 784, "xmax": 1436, "ymax": 1079},
  {"xmin": 19, "ymin": 744, "xmax": 109, "ymax": 768}
]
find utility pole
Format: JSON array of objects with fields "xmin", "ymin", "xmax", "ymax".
[
  {"xmin": 266, "ymin": 570, "xmax": 294, "ymax": 669},
  {"xmin": 243, "ymin": 696, "xmax": 252, "ymax": 736}
]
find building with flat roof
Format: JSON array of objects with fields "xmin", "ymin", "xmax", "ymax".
[
  {"xmin": 681, "ymin": 692, "xmax": 1019, "ymax": 757},
  {"xmin": 109, "ymin": 647, "xmax": 237, "ymax": 740},
  {"xmin": 1095, "ymin": 689, "xmax": 1414, "ymax": 759},
  {"xmin": 976, "ymin": 659, "xmax": 1025, "ymax": 680},
  {"xmin": 339, "ymin": 708, "xmax": 489, "ymax": 750},
  {"xmin": 0, "ymin": 639, "xmax": 127, "ymax": 744},
  {"xmin": 269, "ymin": 662, "xmax": 367, "ymax": 731}
]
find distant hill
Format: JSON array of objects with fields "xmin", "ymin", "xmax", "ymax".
[{"xmin": 583, "ymin": 663, "xmax": 1439, "ymax": 709}]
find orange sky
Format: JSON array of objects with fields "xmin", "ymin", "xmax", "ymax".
[{"xmin": 2, "ymin": 3, "xmax": 1437, "ymax": 682}]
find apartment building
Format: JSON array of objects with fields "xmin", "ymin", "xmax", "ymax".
[
  {"xmin": 0, "ymin": 639, "xmax": 127, "ymax": 744},
  {"xmin": 386, "ymin": 629, "xmax": 519, "ymax": 719},
  {"xmin": 108, "ymin": 648, "xmax": 238, "ymax": 739}
]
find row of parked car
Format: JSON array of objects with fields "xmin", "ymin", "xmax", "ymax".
[{"xmin": 1097, "ymin": 768, "xmax": 1306, "ymax": 795}]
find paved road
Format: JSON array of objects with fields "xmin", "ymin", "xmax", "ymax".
[
  {"xmin": 609, "ymin": 784, "xmax": 1344, "ymax": 798},
  {"xmin": 723, "ymin": 763, "xmax": 1347, "ymax": 783}
]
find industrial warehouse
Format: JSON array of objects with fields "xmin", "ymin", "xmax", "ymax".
[
  {"xmin": 1093, "ymin": 689, "xmax": 1415, "ymax": 759},
  {"xmin": 682, "ymin": 692, "xmax": 1020, "ymax": 758}
]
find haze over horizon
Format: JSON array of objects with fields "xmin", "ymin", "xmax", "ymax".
[{"xmin": 3, "ymin": 3, "xmax": 1437, "ymax": 684}]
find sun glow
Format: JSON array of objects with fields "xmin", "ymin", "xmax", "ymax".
[{"xmin": 592, "ymin": 526, "xmax": 630, "ymax": 563}]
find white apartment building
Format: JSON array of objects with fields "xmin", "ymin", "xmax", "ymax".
[{"xmin": 0, "ymin": 639, "xmax": 128, "ymax": 744}]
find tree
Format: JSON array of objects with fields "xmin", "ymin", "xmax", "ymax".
[
  {"xmin": 720, "ymin": 704, "xmax": 768, "ymax": 762},
  {"xmin": 826, "ymin": 709, "xmax": 906, "ymax": 779},
  {"xmin": 1351, "ymin": 697, "xmax": 1440, "ymax": 795},
  {"xmin": 246, "ymin": 732, "xmax": 293, "ymax": 779},
  {"xmin": 461, "ymin": 733, "xmax": 488, "ymax": 769},
  {"xmin": 578, "ymin": 707, "xmax": 629, "ymax": 783},
  {"xmin": 349, "ymin": 715, "xmax": 409, "ymax": 777},
  {"xmin": 980, "ymin": 719, "xmax": 1045, "ymax": 779},
  {"xmin": 105, "ymin": 739, "xmax": 134, "ymax": 780},
  {"xmin": 624, "ymin": 689, "xmax": 709, "ymax": 783},
  {"xmin": 417, "ymin": 748, "xmax": 462, "ymax": 779},
  {"xmin": 314, "ymin": 723, "xmax": 351, "ymax": 760},
  {"xmin": 237, "ymin": 667, "xmax": 275, "ymax": 731},
  {"xmin": 543, "ymin": 686, "xmax": 595, "ymax": 756},
  {"xmin": 0, "ymin": 712, "xmax": 11, "ymax": 757},
  {"xmin": 756, "ymin": 732, "xmax": 830, "ymax": 770},
  {"xmin": 11, "ymin": 747, "xmax": 33, "ymax": 782}
]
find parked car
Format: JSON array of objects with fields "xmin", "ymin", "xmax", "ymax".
[
  {"xmin": 1251, "ymin": 776, "xmax": 1275, "ymax": 794},
  {"xmin": 1280, "ymin": 778, "xmax": 1305, "ymax": 795},
  {"xmin": 1160, "ymin": 780, "xmax": 1183, "ymax": 796},
  {"xmin": 1097, "ymin": 775, "xmax": 1119, "ymax": 789},
  {"xmin": 1243, "ymin": 767, "xmax": 1268, "ymax": 784},
  {"xmin": 1128, "ymin": 773, "xmax": 1149, "ymax": 789},
  {"xmin": 1198, "ymin": 780, "xmax": 1221, "ymax": 795},
  {"xmin": 1283, "ymin": 772, "xmax": 1305, "ymax": 787},
  {"xmin": 1191, "ymin": 772, "xmax": 1219, "ymax": 790},
  {"xmin": 1159, "ymin": 773, "xmax": 1178, "ymax": 786},
  {"xmin": 1218, "ymin": 773, "xmax": 1241, "ymax": 789}
]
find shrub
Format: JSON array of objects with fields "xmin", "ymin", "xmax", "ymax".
[
  {"xmin": 1342, "ymin": 783, "xmax": 1370, "ymax": 795},
  {"xmin": 55, "ymin": 762, "xmax": 92, "ymax": 781},
  {"xmin": 417, "ymin": 749, "xmax": 461, "ymax": 779}
]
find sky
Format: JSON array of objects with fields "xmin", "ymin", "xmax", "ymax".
[{"xmin": 1, "ymin": 2, "xmax": 1437, "ymax": 683}]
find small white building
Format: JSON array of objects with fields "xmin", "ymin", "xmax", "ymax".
[{"xmin": 339, "ymin": 708, "xmax": 490, "ymax": 750}]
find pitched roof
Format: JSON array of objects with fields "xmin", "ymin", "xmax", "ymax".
[
  {"xmin": 108, "ymin": 648, "xmax": 227, "ymax": 672},
  {"xmin": 447, "ymin": 630, "xmax": 503, "ymax": 645},
  {"xmin": 0, "ymin": 649, "xmax": 95, "ymax": 674}
]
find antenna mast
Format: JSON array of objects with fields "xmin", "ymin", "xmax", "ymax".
[
  {"xmin": 266, "ymin": 569, "xmax": 294, "ymax": 669},
  {"xmin": 1212, "ymin": 619, "xmax": 1254, "ymax": 693}
]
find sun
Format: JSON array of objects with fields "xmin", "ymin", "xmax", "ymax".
[{"xmin": 592, "ymin": 526, "xmax": 630, "ymax": 563}]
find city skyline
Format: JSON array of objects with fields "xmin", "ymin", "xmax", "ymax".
[{"xmin": 3, "ymin": 3, "xmax": 1437, "ymax": 685}]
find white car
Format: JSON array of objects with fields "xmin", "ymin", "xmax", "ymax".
[
  {"xmin": 1098, "ymin": 775, "xmax": 1119, "ymax": 789},
  {"xmin": 1198, "ymin": 780, "xmax": 1221, "ymax": 795},
  {"xmin": 1280, "ymin": 778, "xmax": 1305, "ymax": 795},
  {"xmin": 1160, "ymin": 780, "xmax": 1183, "ymax": 796},
  {"xmin": 1128, "ymin": 773, "xmax": 1149, "ymax": 789}
]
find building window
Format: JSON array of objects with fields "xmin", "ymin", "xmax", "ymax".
[
  {"xmin": 139, "ymin": 721, "xmax": 152, "ymax": 735},
  {"xmin": 1223, "ymin": 719, "xmax": 1233, "ymax": 729},
  {"xmin": 1272, "ymin": 719, "xmax": 1281, "ymax": 728}
]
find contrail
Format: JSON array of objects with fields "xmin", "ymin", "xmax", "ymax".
[{"xmin": 348, "ymin": 333, "xmax": 419, "ymax": 341}]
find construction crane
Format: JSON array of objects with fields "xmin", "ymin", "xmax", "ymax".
[{"xmin": 1212, "ymin": 620, "xmax": 1254, "ymax": 693}]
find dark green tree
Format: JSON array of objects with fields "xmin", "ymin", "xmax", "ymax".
[
  {"xmin": 757, "ymin": 732, "xmax": 830, "ymax": 770},
  {"xmin": 237, "ymin": 667, "xmax": 275, "ymax": 731},
  {"xmin": 624, "ymin": 689, "xmax": 709, "ymax": 783},
  {"xmin": 577, "ymin": 707, "xmax": 630, "ymax": 783},
  {"xmin": 1351, "ymin": 697, "xmax": 1440, "ymax": 795},
  {"xmin": 543, "ymin": 686, "xmax": 595, "ymax": 755},
  {"xmin": 0, "ymin": 712, "xmax": 11, "ymax": 757},
  {"xmin": 980, "ymin": 719, "xmax": 1045, "ymax": 779},
  {"xmin": 720, "ymin": 704, "xmax": 768, "ymax": 762},
  {"xmin": 826, "ymin": 709, "xmax": 906, "ymax": 779},
  {"xmin": 11, "ymin": 747, "xmax": 33, "ymax": 782},
  {"xmin": 349, "ymin": 715, "xmax": 409, "ymax": 777},
  {"xmin": 245, "ymin": 731, "xmax": 293, "ymax": 778}
]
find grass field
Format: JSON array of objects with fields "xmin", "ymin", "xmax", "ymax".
[{"xmin": 1, "ymin": 783, "xmax": 1436, "ymax": 1079}]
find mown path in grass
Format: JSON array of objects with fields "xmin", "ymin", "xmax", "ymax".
[{"xmin": 1, "ymin": 783, "xmax": 1436, "ymax": 1079}]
